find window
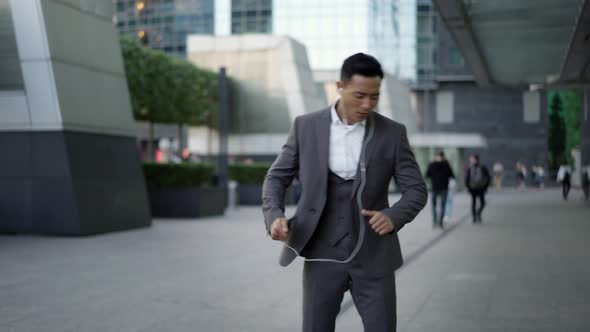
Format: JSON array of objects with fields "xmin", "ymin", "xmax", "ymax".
[
  {"xmin": 449, "ymin": 47, "xmax": 464, "ymax": 67},
  {"xmin": 417, "ymin": 4, "xmax": 431, "ymax": 13},
  {"xmin": 417, "ymin": 15, "xmax": 432, "ymax": 36},
  {"xmin": 417, "ymin": 45, "xmax": 433, "ymax": 66},
  {"xmin": 436, "ymin": 91, "xmax": 454, "ymax": 124},
  {"xmin": 523, "ymin": 91, "xmax": 541, "ymax": 123},
  {"xmin": 231, "ymin": 0, "xmax": 272, "ymax": 34}
]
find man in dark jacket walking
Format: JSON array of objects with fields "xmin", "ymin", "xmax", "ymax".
[
  {"xmin": 425, "ymin": 151, "xmax": 455, "ymax": 228},
  {"xmin": 465, "ymin": 154, "xmax": 491, "ymax": 223}
]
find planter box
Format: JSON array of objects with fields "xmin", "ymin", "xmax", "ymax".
[
  {"xmin": 148, "ymin": 187, "xmax": 226, "ymax": 218},
  {"xmin": 237, "ymin": 184, "xmax": 296, "ymax": 206}
]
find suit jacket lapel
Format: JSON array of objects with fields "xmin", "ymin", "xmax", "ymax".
[
  {"xmin": 316, "ymin": 108, "xmax": 331, "ymax": 184},
  {"xmin": 351, "ymin": 113, "xmax": 377, "ymax": 198}
]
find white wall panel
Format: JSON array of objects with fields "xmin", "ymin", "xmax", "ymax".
[
  {"xmin": 523, "ymin": 91, "xmax": 541, "ymax": 123},
  {"xmin": 436, "ymin": 91, "xmax": 454, "ymax": 124},
  {"xmin": 21, "ymin": 61, "xmax": 62, "ymax": 129},
  {"xmin": 9, "ymin": 0, "xmax": 50, "ymax": 60}
]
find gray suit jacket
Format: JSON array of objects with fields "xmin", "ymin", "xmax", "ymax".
[{"xmin": 262, "ymin": 107, "xmax": 427, "ymax": 275}]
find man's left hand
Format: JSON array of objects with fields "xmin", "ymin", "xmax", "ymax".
[{"xmin": 362, "ymin": 210, "xmax": 395, "ymax": 235}]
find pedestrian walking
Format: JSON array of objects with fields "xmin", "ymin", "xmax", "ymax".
[
  {"xmin": 516, "ymin": 162, "xmax": 527, "ymax": 189},
  {"xmin": 465, "ymin": 154, "xmax": 490, "ymax": 223},
  {"xmin": 582, "ymin": 166, "xmax": 589, "ymax": 201},
  {"xmin": 425, "ymin": 151, "xmax": 455, "ymax": 228},
  {"xmin": 535, "ymin": 165, "xmax": 545, "ymax": 189},
  {"xmin": 557, "ymin": 164, "xmax": 572, "ymax": 200},
  {"xmin": 493, "ymin": 161, "xmax": 504, "ymax": 189}
]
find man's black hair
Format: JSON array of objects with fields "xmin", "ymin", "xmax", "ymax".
[{"xmin": 340, "ymin": 53, "xmax": 384, "ymax": 81}]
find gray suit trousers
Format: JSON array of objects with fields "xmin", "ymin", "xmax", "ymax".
[
  {"xmin": 301, "ymin": 172, "xmax": 396, "ymax": 332},
  {"xmin": 303, "ymin": 260, "xmax": 396, "ymax": 332}
]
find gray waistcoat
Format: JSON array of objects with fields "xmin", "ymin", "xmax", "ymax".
[{"xmin": 300, "ymin": 170, "xmax": 362, "ymax": 261}]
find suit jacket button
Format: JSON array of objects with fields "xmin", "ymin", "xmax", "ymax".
[{"xmin": 309, "ymin": 208, "xmax": 316, "ymax": 214}]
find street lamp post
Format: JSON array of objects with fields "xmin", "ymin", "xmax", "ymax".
[{"xmin": 217, "ymin": 67, "xmax": 229, "ymax": 191}]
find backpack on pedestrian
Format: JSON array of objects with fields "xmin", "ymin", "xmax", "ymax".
[{"xmin": 469, "ymin": 166, "xmax": 488, "ymax": 190}]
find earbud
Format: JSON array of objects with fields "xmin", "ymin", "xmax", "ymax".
[{"xmin": 337, "ymin": 88, "xmax": 343, "ymax": 95}]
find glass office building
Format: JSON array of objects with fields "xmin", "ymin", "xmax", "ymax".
[
  {"xmin": 113, "ymin": 0, "xmax": 445, "ymax": 81},
  {"xmin": 273, "ymin": 0, "xmax": 411, "ymax": 78},
  {"xmin": 416, "ymin": 0, "xmax": 436, "ymax": 85},
  {"xmin": 231, "ymin": 0, "xmax": 272, "ymax": 34},
  {"xmin": 113, "ymin": 0, "xmax": 214, "ymax": 57}
]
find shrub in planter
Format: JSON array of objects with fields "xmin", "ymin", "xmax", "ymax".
[
  {"xmin": 143, "ymin": 163, "xmax": 215, "ymax": 189},
  {"xmin": 228, "ymin": 163, "xmax": 269, "ymax": 205},
  {"xmin": 228, "ymin": 163, "xmax": 296, "ymax": 205},
  {"xmin": 228, "ymin": 163, "xmax": 270, "ymax": 184},
  {"xmin": 143, "ymin": 163, "xmax": 225, "ymax": 217}
]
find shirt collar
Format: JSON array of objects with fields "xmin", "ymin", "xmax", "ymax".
[{"xmin": 330, "ymin": 100, "xmax": 366, "ymax": 127}]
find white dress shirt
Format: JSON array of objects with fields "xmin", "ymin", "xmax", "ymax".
[{"xmin": 329, "ymin": 102, "xmax": 366, "ymax": 180}]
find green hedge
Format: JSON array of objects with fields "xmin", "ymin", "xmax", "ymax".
[
  {"xmin": 143, "ymin": 163, "xmax": 273, "ymax": 188},
  {"xmin": 228, "ymin": 163, "xmax": 271, "ymax": 184},
  {"xmin": 143, "ymin": 163, "xmax": 215, "ymax": 189}
]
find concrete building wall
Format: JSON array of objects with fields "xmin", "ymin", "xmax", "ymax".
[
  {"xmin": 3, "ymin": 0, "xmax": 135, "ymax": 135},
  {"xmin": 186, "ymin": 34, "xmax": 324, "ymax": 155}
]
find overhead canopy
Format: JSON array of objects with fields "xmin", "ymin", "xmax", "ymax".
[
  {"xmin": 410, "ymin": 133, "xmax": 487, "ymax": 148},
  {"xmin": 434, "ymin": 0, "xmax": 590, "ymax": 88}
]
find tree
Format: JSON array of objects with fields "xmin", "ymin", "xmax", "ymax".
[
  {"xmin": 119, "ymin": 37, "xmax": 218, "ymax": 159},
  {"xmin": 548, "ymin": 93, "xmax": 567, "ymax": 169},
  {"xmin": 562, "ymin": 91, "xmax": 582, "ymax": 165}
]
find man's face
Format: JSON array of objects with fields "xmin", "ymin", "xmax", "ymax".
[
  {"xmin": 470, "ymin": 156, "xmax": 477, "ymax": 165},
  {"xmin": 337, "ymin": 74, "xmax": 382, "ymax": 124}
]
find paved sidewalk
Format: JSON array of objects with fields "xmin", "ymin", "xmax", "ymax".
[
  {"xmin": 393, "ymin": 189, "xmax": 590, "ymax": 332},
  {"xmin": 1, "ymin": 189, "xmax": 588, "ymax": 331}
]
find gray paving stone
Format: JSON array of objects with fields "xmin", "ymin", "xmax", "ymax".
[{"xmin": 1, "ymin": 189, "xmax": 589, "ymax": 331}]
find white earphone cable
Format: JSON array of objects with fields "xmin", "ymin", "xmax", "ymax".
[{"xmin": 283, "ymin": 112, "xmax": 375, "ymax": 263}]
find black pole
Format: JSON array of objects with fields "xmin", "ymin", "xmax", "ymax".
[{"xmin": 217, "ymin": 67, "xmax": 229, "ymax": 189}]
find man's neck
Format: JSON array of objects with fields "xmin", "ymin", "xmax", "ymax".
[{"xmin": 335, "ymin": 102, "xmax": 354, "ymax": 125}]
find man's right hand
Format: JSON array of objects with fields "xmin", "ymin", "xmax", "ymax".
[{"xmin": 270, "ymin": 217, "xmax": 289, "ymax": 241}]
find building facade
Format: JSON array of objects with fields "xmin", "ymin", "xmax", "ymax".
[
  {"xmin": 412, "ymin": 0, "xmax": 549, "ymax": 185},
  {"xmin": 230, "ymin": 0, "xmax": 272, "ymax": 34},
  {"xmin": 272, "ymin": 0, "xmax": 403, "ymax": 77},
  {"xmin": 185, "ymin": 34, "xmax": 325, "ymax": 156},
  {"xmin": 112, "ymin": 1, "xmax": 564, "ymax": 187},
  {"xmin": 1, "ymin": 0, "xmax": 150, "ymax": 235},
  {"xmin": 113, "ymin": 0, "xmax": 215, "ymax": 57},
  {"xmin": 113, "ymin": 0, "xmax": 412, "ymax": 76}
]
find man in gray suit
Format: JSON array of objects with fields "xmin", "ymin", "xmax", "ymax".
[{"xmin": 262, "ymin": 53, "xmax": 427, "ymax": 332}]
